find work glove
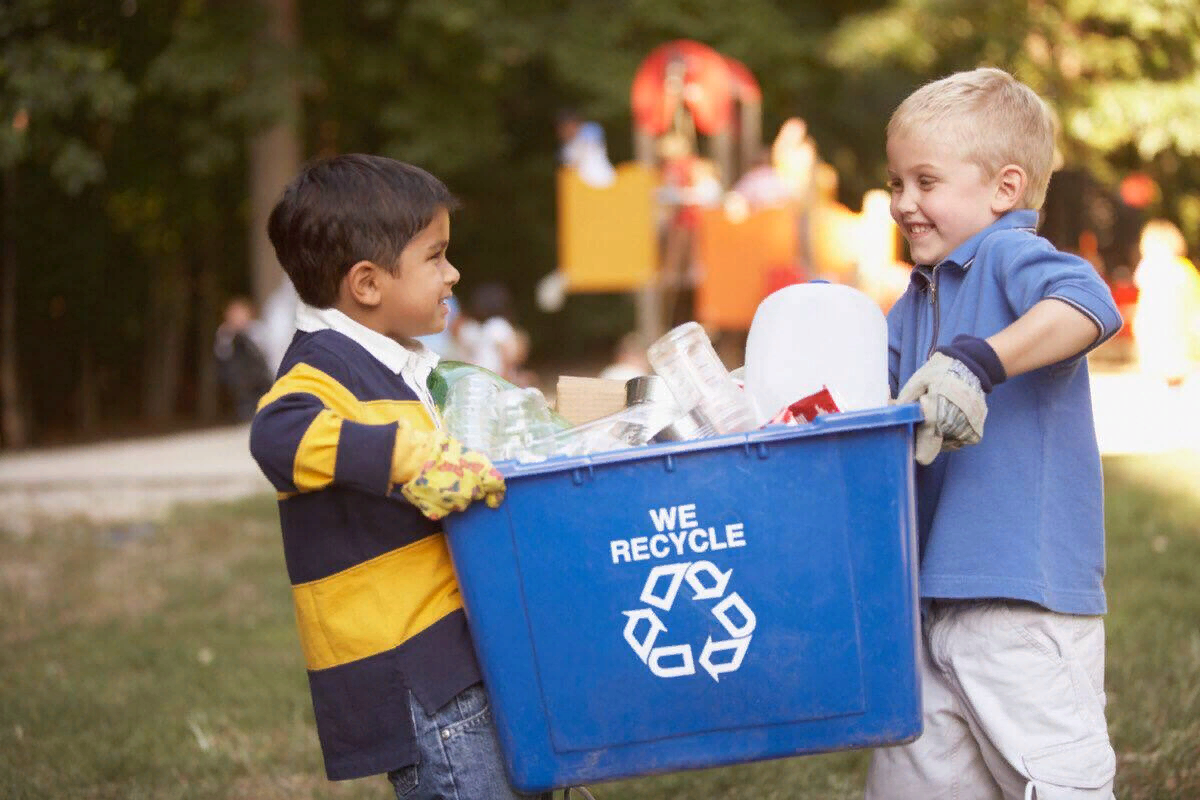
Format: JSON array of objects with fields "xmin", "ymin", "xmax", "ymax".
[
  {"xmin": 896, "ymin": 335, "xmax": 1007, "ymax": 465},
  {"xmin": 392, "ymin": 421, "xmax": 506, "ymax": 521}
]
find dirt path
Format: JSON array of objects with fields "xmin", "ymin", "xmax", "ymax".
[
  {"xmin": 0, "ymin": 425, "xmax": 269, "ymax": 536},
  {"xmin": 1, "ymin": 366, "xmax": 1195, "ymax": 535}
]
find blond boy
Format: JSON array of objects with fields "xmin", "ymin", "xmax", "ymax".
[{"xmin": 867, "ymin": 68, "xmax": 1122, "ymax": 798}]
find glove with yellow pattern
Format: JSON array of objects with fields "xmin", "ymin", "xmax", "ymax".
[{"xmin": 392, "ymin": 422, "xmax": 506, "ymax": 521}]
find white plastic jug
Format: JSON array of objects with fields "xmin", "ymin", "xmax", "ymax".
[{"xmin": 743, "ymin": 281, "xmax": 890, "ymax": 423}]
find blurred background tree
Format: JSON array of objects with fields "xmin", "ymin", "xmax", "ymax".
[
  {"xmin": 1, "ymin": 0, "xmax": 1196, "ymax": 447},
  {"xmin": 825, "ymin": 0, "xmax": 1200, "ymax": 268},
  {"xmin": 1, "ymin": 0, "xmax": 134, "ymax": 447}
]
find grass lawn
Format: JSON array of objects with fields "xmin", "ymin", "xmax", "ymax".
[{"xmin": 2, "ymin": 452, "xmax": 1197, "ymax": 799}]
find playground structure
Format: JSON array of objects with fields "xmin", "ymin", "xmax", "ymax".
[{"xmin": 556, "ymin": 39, "xmax": 911, "ymax": 350}]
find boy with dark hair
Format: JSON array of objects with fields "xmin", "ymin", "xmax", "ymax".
[{"xmin": 250, "ymin": 154, "xmax": 547, "ymax": 799}]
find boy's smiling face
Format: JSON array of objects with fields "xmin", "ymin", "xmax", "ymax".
[
  {"xmin": 377, "ymin": 207, "xmax": 459, "ymax": 340},
  {"xmin": 886, "ymin": 130, "xmax": 1008, "ymax": 266}
]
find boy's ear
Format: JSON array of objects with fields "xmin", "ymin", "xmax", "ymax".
[
  {"xmin": 991, "ymin": 164, "xmax": 1026, "ymax": 214},
  {"xmin": 344, "ymin": 260, "xmax": 384, "ymax": 307}
]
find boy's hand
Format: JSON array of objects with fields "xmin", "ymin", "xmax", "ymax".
[
  {"xmin": 393, "ymin": 425, "xmax": 506, "ymax": 521},
  {"xmin": 898, "ymin": 335, "xmax": 1007, "ymax": 465},
  {"xmin": 897, "ymin": 353, "xmax": 989, "ymax": 465}
]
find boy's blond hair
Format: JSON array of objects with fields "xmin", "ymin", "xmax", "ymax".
[{"xmin": 887, "ymin": 67, "xmax": 1056, "ymax": 209}]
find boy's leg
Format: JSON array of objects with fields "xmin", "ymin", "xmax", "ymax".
[
  {"xmin": 388, "ymin": 684, "xmax": 551, "ymax": 800},
  {"xmin": 865, "ymin": 607, "xmax": 1003, "ymax": 800},
  {"xmin": 927, "ymin": 600, "xmax": 1116, "ymax": 799}
]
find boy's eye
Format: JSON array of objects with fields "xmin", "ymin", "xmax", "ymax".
[
  {"xmin": 918, "ymin": 176, "xmax": 936, "ymax": 189},
  {"xmin": 887, "ymin": 178, "xmax": 902, "ymax": 192}
]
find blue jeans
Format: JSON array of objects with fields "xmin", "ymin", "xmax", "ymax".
[{"xmin": 388, "ymin": 683, "xmax": 551, "ymax": 800}]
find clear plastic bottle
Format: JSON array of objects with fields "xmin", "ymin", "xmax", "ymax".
[
  {"xmin": 493, "ymin": 387, "xmax": 570, "ymax": 461},
  {"xmin": 437, "ymin": 363, "xmax": 571, "ymax": 459},
  {"xmin": 441, "ymin": 371, "xmax": 502, "ymax": 454},
  {"xmin": 521, "ymin": 401, "xmax": 675, "ymax": 461},
  {"xmin": 647, "ymin": 322, "xmax": 757, "ymax": 435}
]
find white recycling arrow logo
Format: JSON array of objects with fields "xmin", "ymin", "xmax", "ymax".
[{"xmin": 622, "ymin": 560, "xmax": 755, "ymax": 681}]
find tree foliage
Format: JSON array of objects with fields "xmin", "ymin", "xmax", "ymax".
[
  {"xmin": 2, "ymin": 0, "xmax": 1198, "ymax": 445},
  {"xmin": 824, "ymin": 0, "xmax": 1200, "ymax": 232},
  {"xmin": 0, "ymin": 0, "xmax": 135, "ymax": 192}
]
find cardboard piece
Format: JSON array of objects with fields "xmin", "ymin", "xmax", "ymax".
[{"xmin": 554, "ymin": 376, "xmax": 628, "ymax": 425}]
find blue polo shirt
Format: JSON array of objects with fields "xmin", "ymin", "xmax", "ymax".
[{"xmin": 887, "ymin": 210, "xmax": 1123, "ymax": 614}]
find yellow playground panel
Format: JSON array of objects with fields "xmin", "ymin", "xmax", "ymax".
[
  {"xmin": 694, "ymin": 207, "xmax": 798, "ymax": 331},
  {"xmin": 557, "ymin": 163, "xmax": 658, "ymax": 293}
]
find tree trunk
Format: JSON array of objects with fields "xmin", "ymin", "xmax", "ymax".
[
  {"xmin": 142, "ymin": 261, "xmax": 190, "ymax": 425},
  {"xmin": 0, "ymin": 166, "xmax": 28, "ymax": 449},
  {"xmin": 76, "ymin": 343, "xmax": 98, "ymax": 434},
  {"xmin": 195, "ymin": 250, "xmax": 221, "ymax": 423},
  {"xmin": 248, "ymin": 0, "xmax": 302, "ymax": 308}
]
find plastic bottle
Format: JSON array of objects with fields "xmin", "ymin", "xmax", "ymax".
[
  {"xmin": 441, "ymin": 371, "xmax": 502, "ymax": 454},
  {"xmin": 742, "ymin": 282, "xmax": 889, "ymax": 423},
  {"xmin": 493, "ymin": 387, "xmax": 570, "ymax": 461},
  {"xmin": 436, "ymin": 362, "xmax": 572, "ymax": 459},
  {"xmin": 646, "ymin": 322, "xmax": 757, "ymax": 436},
  {"xmin": 520, "ymin": 401, "xmax": 677, "ymax": 462}
]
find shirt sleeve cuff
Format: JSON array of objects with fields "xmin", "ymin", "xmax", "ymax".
[
  {"xmin": 335, "ymin": 420, "xmax": 398, "ymax": 495},
  {"xmin": 1047, "ymin": 284, "xmax": 1124, "ymax": 348}
]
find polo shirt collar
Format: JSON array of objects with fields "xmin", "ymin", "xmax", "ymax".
[
  {"xmin": 294, "ymin": 303, "xmax": 440, "ymax": 379},
  {"xmin": 908, "ymin": 209, "xmax": 1039, "ymax": 288}
]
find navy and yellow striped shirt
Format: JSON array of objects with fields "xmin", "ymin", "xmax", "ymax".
[{"xmin": 249, "ymin": 323, "xmax": 480, "ymax": 780}]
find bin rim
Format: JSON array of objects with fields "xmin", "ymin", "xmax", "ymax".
[{"xmin": 494, "ymin": 402, "xmax": 922, "ymax": 479}]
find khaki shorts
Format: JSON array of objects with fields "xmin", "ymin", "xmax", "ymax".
[{"xmin": 865, "ymin": 599, "xmax": 1116, "ymax": 799}]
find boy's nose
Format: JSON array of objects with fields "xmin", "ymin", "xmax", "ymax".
[
  {"xmin": 891, "ymin": 187, "xmax": 916, "ymax": 216},
  {"xmin": 444, "ymin": 262, "xmax": 460, "ymax": 285}
]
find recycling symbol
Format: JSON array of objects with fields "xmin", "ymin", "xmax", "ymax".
[{"xmin": 622, "ymin": 560, "xmax": 756, "ymax": 682}]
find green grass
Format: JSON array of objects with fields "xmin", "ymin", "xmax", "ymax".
[{"xmin": 2, "ymin": 454, "xmax": 1198, "ymax": 799}]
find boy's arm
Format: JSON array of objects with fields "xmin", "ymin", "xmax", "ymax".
[
  {"xmin": 249, "ymin": 362, "xmax": 504, "ymax": 520},
  {"xmin": 985, "ymin": 298, "xmax": 1101, "ymax": 378},
  {"xmin": 995, "ymin": 239, "xmax": 1123, "ymax": 365},
  {"xmin": 898, "ymin": 242, "xmax": 1121, "ymax": 463}
]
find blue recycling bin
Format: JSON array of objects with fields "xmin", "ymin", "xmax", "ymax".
[{"xmin": 443, "ymin": 404, "xmax": 923, "ymax": 793}]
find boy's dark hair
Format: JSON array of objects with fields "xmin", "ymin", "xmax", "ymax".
[
  {"xmin": 267, "ymin": 154, "xmax": 459, "ymax": 307},
  {"xmin": 556, "ymin": 108, "xmax": 582, "ymax": 127}
]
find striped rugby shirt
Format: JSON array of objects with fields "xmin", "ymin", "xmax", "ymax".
[{"xmin": 249, "ymin": 307, "xmax": 480, "ymax": 780}]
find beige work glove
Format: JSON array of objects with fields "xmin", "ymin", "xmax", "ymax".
[
  {"xmin": 392, "ymin": 421, "xmax": 506, "ymax": 521},
  {"xmin": 896, "ymin": 353, "xmax": 989, "ymax": 465}
]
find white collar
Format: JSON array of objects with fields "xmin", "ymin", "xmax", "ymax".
[{"xmin": 294, "ymin": 304, "xmax": 440, "ymax": 380}]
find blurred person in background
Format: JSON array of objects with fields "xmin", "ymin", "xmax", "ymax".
[
  {"xmin": 257, "ymin": 278, "xmax": 299, "ymax": 376},
  {"xmin": 598, "ymin": 332, "xmax": 651, "ymax": 381},
  {"xmin": 213, "ymin": 296, "xmax": 273, "ymax": 422},
  {"xmin": 1131, "ymin": 219, "xmax": 1200, "ymax": 387},
  {"xmin": 556, "ymin": 109, "xmax": 616, "ymax": 188},
  {"xmin": 456, "ymin": 282, "xmax": 535, "ymax": 385},
  {"xmin": 657, "ymin": 132, "xmax": 722, "ymax": 325},
  {"xmin": 727, "ymin": 150, "xmax": 792, "ymax": 215}
]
